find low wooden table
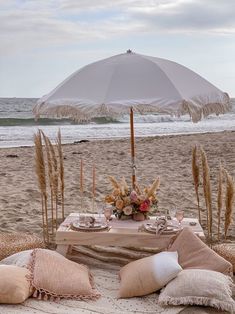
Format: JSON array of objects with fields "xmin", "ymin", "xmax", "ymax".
[{"xmin": 56, "ymin": 213, "xmax": 205, "ymax": 256}]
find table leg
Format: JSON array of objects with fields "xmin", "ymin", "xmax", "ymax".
[{"xmin": 56, "ymin": 244, "xmax": 70, "ymax": 256}]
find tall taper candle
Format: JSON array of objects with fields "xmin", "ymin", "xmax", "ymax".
[
  {"xmin": 80, "ymin": 158, "xmax": 84, "ymax": 210},
  {"xmin": 92, "ymin": 163, "xmax": 96, "ymax": 198},
  {"xmin": 80, "ymin": 159, "xmax": 84, "ymax": 193}
]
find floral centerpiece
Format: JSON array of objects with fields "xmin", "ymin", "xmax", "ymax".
[{"xmin": 105, "ymin": 176, "xmax": 160, "ymax": 220}]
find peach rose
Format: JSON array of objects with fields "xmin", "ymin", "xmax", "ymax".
[{"xmin": 116, "ymin": 199, "xmax": 124, "ymax": 210}]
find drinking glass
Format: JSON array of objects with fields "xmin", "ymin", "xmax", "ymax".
[
  {"xmin": 103, "ymin": 205, "xmax": 113, "ymax": 225},
  {"xmin": 175, "ymin": 210, "xmax": 184, "ymax": 228},
  {"xmin": 169, "ymin": 208, "xmax": 177, "ymax": 219},
  {"xmin": 78, "ymin": 213, "xmax": 86, "ymax": 226},
  {"xmin": 96, "ymin": 206, "xmax": 103, "ymax": 224}
]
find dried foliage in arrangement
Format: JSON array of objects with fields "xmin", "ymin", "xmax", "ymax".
[
  {"xmin": 34, "ymin": 131, "xmax": 48, "ymax": 243},
  {"xmin": 48, "ymin": 138, "xmax": 59, "ymax": 229},
  {"xmin": 34, "ymin": 129, "xmax": 65, "ymax": 245},
  {"xmin": 192, "ymin": 145, "xmax": 201, "ymax": 223},
  {"xmin": 217, "ymin": 164, "xmax": 223, "ymax": 241},
  {"xmin": 200, "ymin": 147, "xmax": 212, "ymax": 240},
  {"xmin": 224, "ymin": 169, "xmax": 235, "ymax": 239},
  {"xmin": 57, "ymin": 129, "xmax": 65, "ymax": 220},
  {"xmin": 41, "ymin": 131, "xmax": 55, "ymax": 234}
]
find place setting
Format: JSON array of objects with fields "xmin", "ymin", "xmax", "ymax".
[
  {"xmin": 70, "ymin": 206, "xmax": 113, "ymax": 232},
  {"xmin": 141, "ymin": 209, "xmax": 184, "ymax": 235}
]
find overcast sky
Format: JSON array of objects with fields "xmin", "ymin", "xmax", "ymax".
[{"xmin": 0, "ymin": 0, "xmax": 235, "ymax": 98}]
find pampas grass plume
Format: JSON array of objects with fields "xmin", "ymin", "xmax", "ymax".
[
  {"xmin": 192, "ymin": 145, "xmax": 201, "ymax": 223},
  {"xmin": 200, "ymin": 147, "xmax": 212, "ymax": 240},
  {"xmin": 108, "ymin": 176, "xmax": 120, "ymax": 190},
  {"xmin": 217, "ymin": 164, "xmax": 223, "ymax": 241},
  {"xmin": 147, "ymin": 178, "xmax": 160, "ymax": 198},
  {"xmin": 224, "ymin": 169, "xmax": 234, "ymax": 239},
  {"xmin": 57, "ymin": 129, "xmax": 65, "ymax": 220}
]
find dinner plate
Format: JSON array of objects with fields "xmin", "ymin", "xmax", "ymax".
[
  {"xmin": 144, "ymin": 224, "xmax": 179, "ymax": 234},
  {"xmin": 148, "ymin": 224, "xmax": 174, "ymax": 231},
  {"xmin": 71, "ymin": 220, "xmax": 108, "ymax": 231}
]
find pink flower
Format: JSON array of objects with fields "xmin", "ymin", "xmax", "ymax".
[
  {"xmin": 139, "ymin": 199, "xmax": 150, "ymax": 212},
  {"xmin": 130, "ymin": 191, "xmax": 138, "ymax": 202}
]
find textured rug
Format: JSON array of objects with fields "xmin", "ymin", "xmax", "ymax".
[{"xmin": 0, "ymin": 246, "xmax": 232, "ymax": 314}]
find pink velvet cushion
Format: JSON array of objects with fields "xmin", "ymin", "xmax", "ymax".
[
  {"xmin": 28, "ymin": 249, "xmax": 100, "ymax": 301},
  {"xmin": 168, "ymin": 227, "xmax": 233, "ymax": 275}
]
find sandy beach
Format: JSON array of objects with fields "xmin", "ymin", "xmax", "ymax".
[{"xmin": 0, "ymin": 130, "xmax": 234, "ymax": 241}]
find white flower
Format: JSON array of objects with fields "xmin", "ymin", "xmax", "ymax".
[{"xmin": 123, "ymin": 206, "xmax": 133, "ymax": 216}]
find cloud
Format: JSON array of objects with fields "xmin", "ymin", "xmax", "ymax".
[
  {"xmin": 0, "ymin": 0, "xmax": 234, "ymax": 57},
  {"xmin": 129, "ymin": 0, "xmax": 235, "ymax": 34}
]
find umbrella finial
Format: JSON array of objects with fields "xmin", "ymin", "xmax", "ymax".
[{"xmin": 126, "ymin": 49, "xmax": 132, "ymax": 54}]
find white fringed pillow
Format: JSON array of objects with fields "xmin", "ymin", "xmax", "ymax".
[
  {"xmin": 118, "ymin": 251, "xmax": 182, "ymax": 298},
  {"xmin": 0, "ymin": 249, "xmax": 57, "ymax": 268},
  {"xmin": 158, "ymin": 269, "xmax": 235, "ymax": 313},
  {"xmin": 0, "ymin": 249, "xmax": 34, "ymax": 267}
]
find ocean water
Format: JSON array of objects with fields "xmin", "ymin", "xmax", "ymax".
[{"xmin": 0, "ymin": 97, "xmax": 234, "ymax": 148}]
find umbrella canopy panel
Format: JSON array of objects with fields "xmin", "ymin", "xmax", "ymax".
[{"xmin": 34, "ymin": 51, "xmax": 231, "ymax": 122}]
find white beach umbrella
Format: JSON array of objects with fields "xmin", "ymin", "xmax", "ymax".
[{"xmin": 34, "ymin": 50, "xmax": 231, "ymax": 188}]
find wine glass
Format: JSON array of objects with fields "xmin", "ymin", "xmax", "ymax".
[
  {"xmin": 103, "ymin": 206, "xmax": 113, "ymax": 225},
  {"xmin": 78, "ymin": 213, "xmax": 86, "ymax": 226},
  {"xmin": 169, "ymin": 208, "xmax": 177, "ymax": 219},
  {"xmin": 175, "ymin": 210, "xmax": 184, "ymax": 228}
]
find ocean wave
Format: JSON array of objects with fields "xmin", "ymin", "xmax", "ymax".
[{"xmin": 0, "ymin": 118, "xmax": 73, "ymax": 126}]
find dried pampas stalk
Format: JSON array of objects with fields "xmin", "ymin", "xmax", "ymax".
[
  {"xmin": 121, "ymin": 177, "xmax": 129, "ymax": 193},
  {"xmin": 147, "ymin": 178, "xmax": 160, "ymax": 198},
  {"xmin": 224, "ymin": 169, "xmax": 234, "ymax": 239},
  {"xmin": 135, "ymin": 182, "xmax": 141, "ymax": 195},
  {"xmin": 192, "ymin": 145, "xmax": 201, "ymax": 223},
  {"xmin": 47, "ymin": 137, "xmax": 59, "ymax": 230},
  {"xmin": 217, "ymin": 164, "xmax": 223, "ymax": 241},
  {"xmin": 41, "ymin": 131, "xmax": 55, "ymax": 235},
  {"xmin": 120, "ymin": 177, "xmax": 126, "ymax": 196},
  {"xmin": 200, "ymin": 147, "xmax": 212, "ymax": 240},
  {"xmin": 57, "ymin": 129, "xmax": 65, "ymax": 220},
  {"xmin": 108, "ymin": 176, "xmax": 120, "ymax": 190},
  {"xmin": 34, "ymin": 131, "xmax": 49, "ymax": 243}
]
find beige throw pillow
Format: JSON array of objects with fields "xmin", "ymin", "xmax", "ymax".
[
  {"xmin": 158, "ymin": 269, "xmax": 235, "ymax": 313},
  {"xmin": 0, "ymin": 265, "xmax": 32, "ymax": 304},
  {"xmin": 28, "ymin": 249, "xmax": 100, "ymax": 301},
  {"xmin": 168, "ymin": 227, "xmax": 233, "ymax": 275},
  {"xmin": 118, "ymin": 251, "xmax": 182, "ymax": 298}
]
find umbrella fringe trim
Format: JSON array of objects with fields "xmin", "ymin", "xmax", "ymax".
[{"xmin": 33, "ymin": 93, "xmax": 231, "ymax": 123}]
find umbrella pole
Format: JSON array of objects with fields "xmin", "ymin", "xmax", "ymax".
[{"xmin": 130, "ymin": 107, "xmax": 136, "ymax": 190}]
